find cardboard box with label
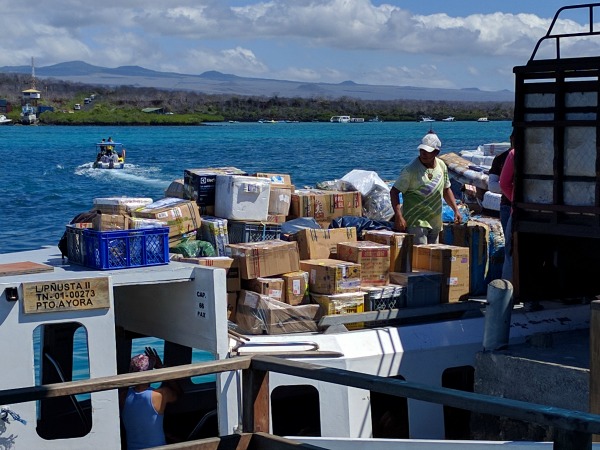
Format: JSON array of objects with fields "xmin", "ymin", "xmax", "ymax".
[
  {"xmin": 254, "ymin": 172, "xmax": 294, "ymax": 216},
  {"xmin": 295, "ymin": 227, "xmax": 357, "ymax": 260},
  {"xmin": 363, "ymin": 229, "xmax": 414, "ymax": 273},
  {"xmin": 93, "ymin": 197, "xmax": 153, "ymax": 215},
  {"xmin": 411, "ymin": 244, "xmax": 470, "ymax": 302},
  {"xmin": 132, "ymin": 198, "xmax": 201, "ymax": 240},
  {"xmin": 184, "ymin": 167, "xmax": 247, "ymax": 214},
  {"xmin": 177, "ymin": 256, "xmax": 241, "ymax": 292},
  {"xmin": 290, "ymin": 189, "xmax": 361, "ymax": 222},
  {"xmin": 92, "ymin": 213, "xmax": 130, "ymax": 231},
  {"xmin": 389, "ymin": 271, "xmax": 442, "ymax": 307},
  {"xmin": 281, "ymin": 271, "xmax": 309, "ymax": 305},
  {"xmin": 228, "ymin": 240, "xmax": 300, "ymax": 279},
  {"xmin": 336, "ymin": 241, "xmax": 390, "ymax": 286},
  {"xmin": 300, "ymin": 258, "xmax": 361, "ymax": 295},
  {"xmin": 311, "ymin": 291, "xmax": 365, "ymax": 330},
  {"xmin": 235, "ymin": 290, "xmax": 319, "ymax": 334},
  {"xmin": 243, "ymin": 277, "xmax": 284, "ymax": 302}
]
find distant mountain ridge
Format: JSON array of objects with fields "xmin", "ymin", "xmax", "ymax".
[{"xmin": 0, "ymin": 60, "xmax": 514, "ymax": 102}]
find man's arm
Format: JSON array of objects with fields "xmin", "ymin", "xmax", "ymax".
[
  {"xmin": 443, "ymin": 187, "xmax": 462, "ymax": 223},
  {"xmin": 390, "ymin": 186, "xmax": 406, "ymax": 231}
]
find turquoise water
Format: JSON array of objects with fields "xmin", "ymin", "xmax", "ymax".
[{"xmin": 0, "ymin": 121, "xmax": 512, "ymax": 254}]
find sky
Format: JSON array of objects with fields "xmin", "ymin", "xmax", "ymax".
[{"xmin": 2, "ymin": 1, "xmax": 600, "ymax": 92}]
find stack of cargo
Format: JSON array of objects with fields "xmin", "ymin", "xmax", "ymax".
[{"xmin": 289, "ymin": 189, "xmax": 362, "ymax": 228}]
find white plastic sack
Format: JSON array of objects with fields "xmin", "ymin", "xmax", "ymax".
[{"xmin": 340, "ymin": 170, "xmax": 394, "ymax": 221}]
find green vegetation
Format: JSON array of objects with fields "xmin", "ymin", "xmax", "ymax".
[{"xmin": 0, "ymin": 72, "xmax": 514, "ymax": 125}]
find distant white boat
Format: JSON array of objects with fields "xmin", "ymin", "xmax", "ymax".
[
  {"xmin": 330, "ymin": 115, "xmax": 351, "ymax": 123},
  {"xmin": 442, "ymin": 116, "xmax": 455, "ymax": 122},
  {"xmin": 349, "ymin": 117, "xmax": 364, "ymax": 123},
  {"xmin": 420, "ymin": 116, "xmax": 435, "ymax": 122},
  {"xmin": 477, "ymin": 117, "xmax": 489, "ymax": 122},
  {"xmin": 0, "ymin": 114, "xmax": 12, "ymax": 125},
  {"xmin": 369, "ymin": 115, "xmax": 383, "ymax": 122}
]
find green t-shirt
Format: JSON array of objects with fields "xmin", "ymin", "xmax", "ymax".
[{"xmin": 393, "ymin": 157, "xmax": 450, "ymax": 230}]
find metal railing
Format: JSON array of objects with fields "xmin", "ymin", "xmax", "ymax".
[{"xmin": 1, "ymin": 355, "xmax": 600, "ymax": 449}]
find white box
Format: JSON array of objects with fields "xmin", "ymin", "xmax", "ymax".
[{"xmin": 215, "ymin": 175, "xmax": 271, "ymax": 221}]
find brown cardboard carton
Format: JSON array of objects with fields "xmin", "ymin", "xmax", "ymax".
[
  {"xmin": 336, "ymin": 241, "xmax": 390, "ymax": 286},
  {"xmin": 177, "ymin": 256, "xmax": 241, "ymax": 292},
  {"xmin": 300, "ymin": 258, "xmax": 361, "ymax": 294},
  {"xmin": 93, "ymin": 197, "xmax": 153, "ymax": 215},
  {"xmin": 236, "ymin": 290, "xmax": 319, "ymax": 334},
  {"xmin": 409, "ymin": 244, "xmax": 469, "ymax": 302},
  {"xmin": 227, "ymin": 292, "xmax": 238, "ymax": 321},
  {"xmin": 266, "ymin": 214, "xmax": 287, "ymax": 223},
  {"xmin": 228, "ymin": 240, "xmax": 300, "ymax": 279},
  {"xmin": 254, "ymin": 173, "xmax": 292, "ymax": 185},
  {"xmin": 363, "ymin": 230, "xmax": 414, "ymax": 273},
  {"xmin": 92, "ymin": 213, "xmax": 129, "ymax": 231},
  {"xmin": 281, "ymin": 271, "xmax": 309, "ymax": 305},
  {"xmin": 243, "ymin": 277, "xmax": 284, "ymax": 302},
  {"xmin": 253, "ymin": 172, "xmax": 294, "ymax": 216},
  {"xmin": 289, "ymin": 189, "xmax": 361, "ymax": 221},
  {"xmin": 295, "ymin": 227, "xmax": 357, "ymax": 260},
  {"xmin": 132, "ymin": 198, "xmax": 201, "ymax": 239},
  {"xmin": 310, "ymin": 292, "xmax": 365, "ymax": 330}
]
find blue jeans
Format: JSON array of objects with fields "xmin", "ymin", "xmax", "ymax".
[
  {"xmin": 502, "ymin": 215, "xmax": 512, "ymax": 281},
  {"xmin": 499, "ymin": 204, "xmax": 511, "ymax": 237}
]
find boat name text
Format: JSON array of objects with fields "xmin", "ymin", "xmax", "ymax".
[{"xmin": 22, "ymin": 278, "xmax": 110, "ymax": 314}]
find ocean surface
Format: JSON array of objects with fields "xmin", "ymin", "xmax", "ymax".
[{"xmin": 0, "ymin": 120, "xmax": 512, "ymax": 254}]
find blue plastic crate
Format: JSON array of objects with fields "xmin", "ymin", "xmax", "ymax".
[
  {"xmin": 68, "ymin": 226, "xmax": 169, "ymax": 270},
  {"xmin": 228, "ymin": 221, "xmax": 281, "ymax": 244}
]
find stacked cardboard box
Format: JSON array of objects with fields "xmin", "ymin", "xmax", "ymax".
[
  {"xmin": 243, "ymin": 277, "xmax": 284, "ymax": 302},
  {"xmin": 412, "ymin": 244, "xmax": 470, "ymax": 303},
  {"xmin": 176, "ymin": 256, "xmax": 241, "ymax": 292},
  {"xmin": 363, "ymin": 229, "xmax": 414, "ymax": 273},
  {"xmin": 295, "ymin": 227, "xmax": 357, "ymax": 260},
  {"xmin": 236, "ymin": 290, "xmax": 319, "ymax": 334},
  {"xmin": 289, "ymin": 189, "xmax": 361, "ymax": 227},
  {"xmin": 281, "ymin": 271, "xmax": 309, "ymax": 305},
  {"xmin": 92, "ymin": 213, "xmax": 130, "ymax": 231},
  {"xmin": 183, "ymin": 167, "xmax": 247, "ymax": 214},
  {"xmin": 310, "ymin": 291, "xmax": 365, "ymax": 330},
  {"xmin": 132, "ymin": 197, "xmax": 201, "ymax": 246},
  {"xmin": 300, "ymin": 259, "xmax": 361, "ymax": 294},
  {"xmin": 93, "ymin": 197, "xmax": 153, "ymax": 215},
  {"xmin": 254, "ymin": 172, "xmax": 294, "ymax": 216},
  {"xmin": 336, "ymin": 241, "xmax": 390, "ymax": 286},
  {"xmin": 228, "ymin": 240, "xmax": 300, "ymax": 279}
]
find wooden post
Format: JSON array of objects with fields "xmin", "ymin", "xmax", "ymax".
[
  {"xmin": 242, "ymin": 365, "xmax": 270, "ymax": 433},
  {"xmin": 590, "ymin": 300, "xmax": 600, "ymax": 442}
]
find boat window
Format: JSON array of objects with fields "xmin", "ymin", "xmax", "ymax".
[
  {"xmin": 33, "ymin": 322, "xmax": 92, "ymax": 440},
  {"xmin": 442, "ymin": 365, "xmax": 474, "ymax": 439},
  {"xmin": 370, "ymin": 374, "xmax": 409, "ymax": 438},
  {"xmin": 271, "ymin": 385, "xmax": 320, "ymax": 436}
]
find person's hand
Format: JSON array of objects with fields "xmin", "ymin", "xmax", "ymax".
[
  {"xmin": 145, "ymin": 347, "xmax": 163, "ymax": 369},
  {"xmin": 454, "ymin": 210, "xmax": 463, "ymax": 224},
  {"xmin": 394, "ymin": 216, "xmax": 407, "ymax": 232}
]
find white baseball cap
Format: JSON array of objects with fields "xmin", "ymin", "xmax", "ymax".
[{"xmin": 418, "ymin": 132, "xmax": 442, "ymax": 153}]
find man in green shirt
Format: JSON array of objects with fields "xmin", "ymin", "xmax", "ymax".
[{"xmin": 390, "ymin": 132, "xmax": 462, "ymax": 244}]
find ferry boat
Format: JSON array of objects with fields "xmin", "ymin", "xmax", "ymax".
[
  {"xmin": 442, "ymin": 116, "xmax": 455, "ymax": 122},
  {"xmin": 330, "ymin": 115, "xmax": 350, "ymax": 123},
  {"xmin": 93, "ymin": 141, "xmax": 126, "ymax": 169},
  {"xmin": 420, "ymin": 116, "xmax": 435, "ymax": 122},
  {"xmin": 2, "ymin": 5, "xmax": 600, "ymax": 449},
  {"xmin": 477, "ymin": 117, "xmax": 489, "ymax": 122}
]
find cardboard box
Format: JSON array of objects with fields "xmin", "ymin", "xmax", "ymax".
[
  {"xmin": 253, "ymin": 172, "xmax": 294, "ymax": 216},
  {"xmin": 389, "ymin": 271, "xmax": 442, "ymax": 307},
  {"xmin": 215, "ymin": 175, "xmax": 271, "ymax": 221},
  {"xmin": 336, "ymin": 241, "xmax": 390, "ymax": 286},
  {"xmin": 93, "ymin": 197, "xmax": 153, "ymax": 215},
  {"xmin": 228, "ymin": 240, "xmax": 300, "ymax": 279},
  {"xmin": 254, "ymin": 172, "xmax": 292, "ymax": 185},
  {"xmin": 300, "ymin": 258, "xmax": 361, "ymax": 294},
  {"xmin": 410, "ymin": 244, "xmax": 469, "ymax": 303},
  {"xmin": 227, "ymin": 292, "xmax": 238, "ymax": 322},
  {"xmin": 289, "ymin": 189, "xmax": 361, "ymax": 221},
  {"xmin": 441, "ymin": 220, "xmax": 503, "ymax": 296},
  {"xmin": 236, "ymin": 290, "xmax": 319, "ymax": 334},
  {"xmin": 243, "ymin": 277, "xmax": 284, "ymax": 302},
  {"xmin": 183, "ymin": 167, "xmax": 247, "ymax": 212},
  {"xmin": 92, "ymin": 213, "xmax": 129, "ymax": 231},
  {"xmin": 310, "ymin": 292, "xmax": 365, "ymax": 330},
  {"xmin": 266, "ymin": 214, "xmax": 287, "ymax": 223},
  {"xmin": 363, "ymin": 230, "xmax": 414, "ymax": 273},
  {"xmin": 281, "ymin": 271, "xmax": 309, "ymax": 305},
  {"xmin": 295, "ymin": 227, "xmax": 357, "ymax": 260},
  {"xmin": 132, "ymin": 198, "xmax": 201, "ymax": 239},
  {"xmin": 177, "ymin": 256, "xmax": 241, "ymax": 292}
]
